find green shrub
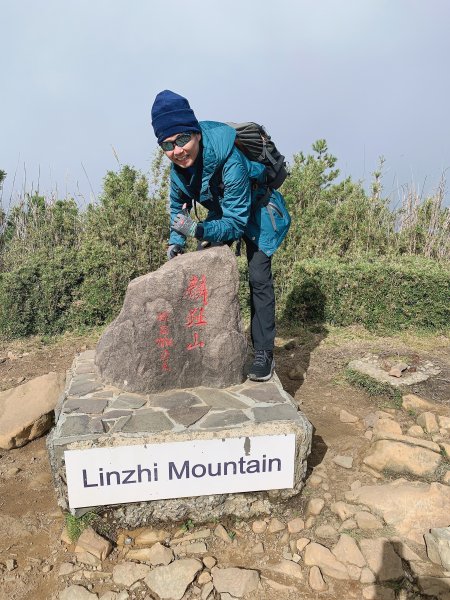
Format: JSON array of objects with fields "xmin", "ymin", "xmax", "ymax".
[{"xmin": 280, "ymin": 256, "xmax": 450, "ymax": 332}]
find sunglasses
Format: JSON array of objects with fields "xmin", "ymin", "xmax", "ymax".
[{"xmin": 160, "ymin": 132, "xmax": 193, "ymax": 152}]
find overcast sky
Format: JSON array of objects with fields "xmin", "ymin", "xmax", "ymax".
[{"xmin": 1, "ymin": 0, "xmax": 450, "ymax": 208}]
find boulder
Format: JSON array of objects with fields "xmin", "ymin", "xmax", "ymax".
[
  {"xmin": 417, "ymin": 412, "xmax": 440, "ymax": 434},
  {"xmin": 304, "ymin": 542, "xmax": 349, "ymax": 580},
  {"xmin": 424, "ymin": 528, "xmax": 450, "ymax": 570},
  {"xmin": 112, "ymin": 562, "xmax": 151, "ymax": 586},
  {"xmin": 144, "ymin": 559, "xmax": 202, "ymax": 600},
  {"xmin": 332, "ymin": 534, "xmax": 366, "ymax": 567},
  {"xmin": 95, "ymin": 247, "xmax": 247, "ymax": 394},
  {"xmin": 346, "ymin": 479, "xmax": 450, "ymax": 544},
  {"xmin": 265, "ymin": 559, "xmax": 303, "ymax": 581},
  {"xmin": 0, "ymin": 372, "xmax": 65, "ymax": 449},
  {"xmin": 363, "ymin": 439, "xmax": 441, "ymax": 477},
  {"xmin": 212, "ymin": 567, "xmax": 260, "ymax": 597},
  {"xmin": 75, "ymin": 527, "xmax": 113, "ymax": 561}
]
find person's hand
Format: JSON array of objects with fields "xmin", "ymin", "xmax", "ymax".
[
  {"xmin": 167, "ymin": 244, "xmax": 184, "ymax": 260},
  {"xmin": 171, "ymin": 211, "xmax": 197, "ymax": 238}
]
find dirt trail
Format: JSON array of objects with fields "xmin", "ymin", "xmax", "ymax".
[{"xmin": 0, "ymin": 327, "xmax": 449, "ymax": 599}]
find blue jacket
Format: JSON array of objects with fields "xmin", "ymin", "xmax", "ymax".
[{"xmin": 168, "ymin": 121, "xmax": 290, "ymax": 257}]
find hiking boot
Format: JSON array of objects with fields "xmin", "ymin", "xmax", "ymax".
[{"xmin": 248, "ymin": 350, "xmax": 274, "ymax": 382}]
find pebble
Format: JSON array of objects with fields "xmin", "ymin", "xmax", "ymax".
[
  {"xmin": 267, "ymin": 518, "xmax": 285, "ymax": 533},
  {"xmin": 6, "ymin": 559, "xmax": 17, "ymax": 571},
  {"xmin": 407, "ymin": 425, "xmax": 425, "ymax": 438},
  {"xmin": 305, "ymin": 498, "xmax": 325, "ymax": 517},
  {"xmin": 340, "ymin": 409, "xmax": 358, "ymax": 423},
  {"xmin": 214, "ymin": 524, "xmax": 232, "ymax": 544},
  {"xmin": 315, "ymin": 524, "xmax": 338, "ymax": 539},
  {"xmin": 417, "ymin": 411, "xmax": 439, "ymax": 434},
  {"xmin": 350, "ymin": 480, "xmax": 362, "ymax": 491},
  {"xmin": 296, "ymin": 538, "xmax": 311, "ymax": 553},
  {"xmin": 280, "ymin": 532, "xmax": 290, "ymax": 544},
  {"xmin": 197, "ymin": 572, "xmax": 212, "ymax": 585},
  {"xmin": 287, "ymin": 518, "xmax": 304, "ymax": 533},
  {"xmin": 364, "ymin": 431, "xmax": 374, "ymax": 441},
  {"xmin": 4, "ymin": 467, "xmax": 20, "ymax": 478},
  {"xmin": 333, "ymin": 455, "xmax": 353, "ymax": 469},
  {"xmin": 251, "ymin": 520, "xmax": 267, "ymax": 534},
  {"xmin": 339, "ymin": 519, "xmax": 357, "ymax": 531},
  {"xmin": 252, "ymin": 542, "xmax": 264, "ymax": 554},
  {"xmin": 305, "ymin": 516, "xmax": 316, "ymax": 529},
  {"xmin": 308, "ymin": 474, "xmax": 323, "ymax": 487},
  {"xmin": 309, "ymin": 565, "xmax": 327, "ymax": 591},
  {"xmin": 203, "ymin": 556, "xmax": 216, "ymax": 570}
]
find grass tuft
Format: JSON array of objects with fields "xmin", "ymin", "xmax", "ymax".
[
  {"xmin": 344, "ymin": 368, "xmax": 402, "ymax": 408},
  {"xmin": 65, "ymin": 511, "xmax": 97, "ymax": 542}
]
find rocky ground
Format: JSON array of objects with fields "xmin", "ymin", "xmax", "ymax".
[{"xmin": 0, "ymin": 326, "xmax": 449, "ymax": 600}]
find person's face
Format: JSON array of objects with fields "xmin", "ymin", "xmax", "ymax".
[{"xmin": 161, "ymin": 132, "xmax": 201, "ymax": 168}]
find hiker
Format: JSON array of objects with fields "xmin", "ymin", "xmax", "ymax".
[{"xmin": 151, "ymin": 90, "xmax": 291, "ymax": 382}]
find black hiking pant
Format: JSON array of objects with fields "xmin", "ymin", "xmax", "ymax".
[
  {"xmin": 198, "ymin": 237, "xmax": 276, "ymax": 351},
  {"xmin": 243, "ymin": 236, "xmax": 275, "ymax": 352}
]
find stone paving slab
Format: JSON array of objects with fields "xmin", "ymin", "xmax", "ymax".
[{"xmin": 48, "ymin": 351, "xmax": 313, "ymax": 525}]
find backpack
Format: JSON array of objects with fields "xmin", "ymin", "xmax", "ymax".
[{"xmin": 227, "ymin": 122, "xmax": 288, "ymax": 190}]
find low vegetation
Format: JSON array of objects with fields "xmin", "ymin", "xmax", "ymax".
[{"xmin": 0, "ymin": 142, "xmax": 448, "ymax": 339}]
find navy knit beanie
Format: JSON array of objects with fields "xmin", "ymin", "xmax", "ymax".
[{"xmin": 151, "ymin": 90, "xmax": 200, "ymax": 144}]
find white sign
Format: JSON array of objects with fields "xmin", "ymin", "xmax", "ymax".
[{"xmin": 65, "ymin": 434, "xmax": 295, "ymax": 509}]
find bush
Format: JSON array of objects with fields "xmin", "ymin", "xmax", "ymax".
[
  {"xmin": 281, "ymin": 256, "xmax": 450, "ymax": 332},
  {"xmin": 0, "ymin": 162, "xmax": 169, "ymax": 337}
]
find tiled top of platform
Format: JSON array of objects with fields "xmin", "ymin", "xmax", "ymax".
[{"xmin": 54, "ymin": 350, "xmax": 303, "ymax": 443}]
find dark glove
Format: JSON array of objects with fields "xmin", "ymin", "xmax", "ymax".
[
  {"xmin": 171, "ymin": 211, "xmax": 197, "ymax": 238},
  {"xmin": 167, "ymin": 244, "xmax": 184, "ymax": 260}
]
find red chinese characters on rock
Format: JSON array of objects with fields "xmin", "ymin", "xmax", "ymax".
[
  {"xmin": 155, "ymin": 311, "xmax": 173, "ymax": 372},
  {"xmin": 184, "ymin": 275, "xmax": 208, "ymax": 351}
]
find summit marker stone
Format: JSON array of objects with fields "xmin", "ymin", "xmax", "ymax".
[{"xmin": 95, "ymin": 246, "xmax": 247, "ymax": 394}]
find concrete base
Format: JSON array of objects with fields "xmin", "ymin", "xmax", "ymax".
[{"xmin": 47, "ymin": 351, "xmax": 312, "ymax": 525}]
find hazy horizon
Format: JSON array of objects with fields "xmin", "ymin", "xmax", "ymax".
[{"xmin": 1, "ymin": 1, "xmax": 450, "ymax": 208}]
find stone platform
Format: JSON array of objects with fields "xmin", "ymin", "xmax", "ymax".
[{"xmin": 48, "ymin": 351, "xmax": 312, "ymax": 526}]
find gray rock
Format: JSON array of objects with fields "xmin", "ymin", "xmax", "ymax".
[
  {"xmin": 95, "ymin": 247, "xmax": 247, "ymax": 393},
  {"xmin": 144, "ymin": 559, "xmax": 202, "ymax": 600},
  {"xmin": 240, "ymin": 383, "xmax": 286, "ymax": 404},
  {"xmin": 167, "ymin": 405, "xmax": 210, "ymax": 427},
  {"xmin": 253, "ymin": 405, "xmax": 299, "ymax": 422},
  {"xmin": 212, "ymin": 567, "xmax": 260, "ymax": 597},
  {"xmin": 59, "ymin": 415, "xmax": 92, "ymax": 438},
  {"xmin": 195, "ymin": 388, "xmax": 248, "ymax": 409},
  {"xmin": 63, "ymin": 398, "xmax": 109, "ymax": 414},
  {"xmin": 198, "ymin": 410, "xmax": 250, "ymax": 429},
  {"xmin": 110, "ymin": 395, "xmax": 147, "ymax": 410},
  {"xmin": 424, "ymin": 527, "xmax": 450, "ymax": 570},
  {"xmin": 120, "ymin": 410, "xmax": 174, "ymax": 433}
]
